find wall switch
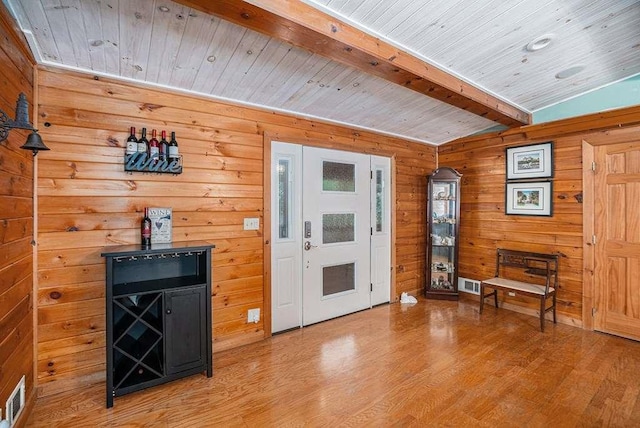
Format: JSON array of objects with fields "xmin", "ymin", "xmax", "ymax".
[
  {"xmin": 247, "ymin": 308, "xmax": 260, "ymax": 323},
  {"xmin": 508, "ymin": 291, "xmax": 516, "ymax": 297},
  {"xmin": 243, "ymin": 218, "xmax": 259, "ymax": 230}
]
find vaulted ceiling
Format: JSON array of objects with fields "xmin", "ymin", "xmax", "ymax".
[{"xmin": 5, "ymin": 0, "xmax": 640, "ymax": 145}]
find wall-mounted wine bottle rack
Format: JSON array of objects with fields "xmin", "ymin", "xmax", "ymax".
[
  {"xmin": 124, "ymin": 125, "xmax": 183, "ymax": 174},
  {"xmin": 124, "ymin": 152, "xmax": 183, "ymax": 174}
]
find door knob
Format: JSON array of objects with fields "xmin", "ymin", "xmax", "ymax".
[{"xmin": 304, "ymin": 241, "xmax": 317, "ymax": 251}]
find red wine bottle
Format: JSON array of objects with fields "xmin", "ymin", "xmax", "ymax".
[
  {"xmin": 137, "ymin": 128, "xmax": 149, "ymax": 154},
  {"xmin": 159, "ymin": 130, "xmax": 169, "ymax": 162},
  {"xmin": 168, "ymin": 132, "xmax": 179, "ymax": 160},
  {"xmin": 141, "ymin": 207, "xmax": 151, "ymax": 247},
  {"xmin": 149, "ymin": 129, "xmax": 159, "ymax": 160},
  {"xmin": 126, "ymin": 127, "xmax": 138, "ymax": 155}
]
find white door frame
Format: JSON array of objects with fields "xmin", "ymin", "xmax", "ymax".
[{"xmin": 269, "ymin": 141, "xmax": 392, "ymax": 333}]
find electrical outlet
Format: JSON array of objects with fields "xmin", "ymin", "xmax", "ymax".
[
  {"xmin": 508, "ymin": 291, "xmax": 516, "ymax": 297},
  {"xmin": 247, "ymin": 308, "xmax": 260, "ymax": 323},
  {"xmin": 243, "ymin": 218, "xmax": 259, "ymax": 230}
]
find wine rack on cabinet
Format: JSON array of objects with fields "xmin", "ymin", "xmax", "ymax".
[{"xmin": 102, "ymin": 241, "xmax": 214, "ymax": 408}]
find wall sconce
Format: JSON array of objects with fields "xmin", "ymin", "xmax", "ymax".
[{"xmin": 0, "ymin": 92, "xmax": 49, "ymax": 156}]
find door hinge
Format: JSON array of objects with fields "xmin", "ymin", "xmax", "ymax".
[
  {"xmin": 370, "ymin": 170, "xmax": 373, "ymax": 179},
  {"xmin": 592, "ymin": 307, "xmax": 597, "ymax": 317},
  {"xmin": 371, "ymin": 227, "xmax": 373, "ymax": 236},
  {"xmin": 370, "ymin": 283, "xmax": 373, "ymax": 292},
  {"xmin": 591, "ymin": 161, "xmax": 597, "ymax": 172},
  {"xmin": 592, "ymin": 235, "xmax": 597, "ymax": 245}
]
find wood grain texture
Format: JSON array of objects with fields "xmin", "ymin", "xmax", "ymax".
[
  {"xmin": 0, "ymin": 3, "xmax": 35, "ymax": 427},
  {"xmin": 593, "ymin": 141, "xmax": 640, "ymax": 341},
  {"xmin": 439, "ymin": 113, "xmax": 640, "ymax": 326},
  {"xmin": 176, "ymin": 0, "xmax": 529, "ymax": 126},
  {"xmin": 25, "ymin": 299, "xmax": 640, "ymax": 427},
  {"xmin": 35, "ymin": 66, "xmax": 436, "ymax": 397},
  {"xmin": 440, "ymin": 131, "xmax": 586, "ymax": 322}
]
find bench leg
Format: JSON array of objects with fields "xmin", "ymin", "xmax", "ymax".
[
  {"xmin": 552, "ymin": 293, "xmax": 557, "ymax": 324},
  {"xmin": 540, "ymin": 297, "xmax": 545, "ymax": 332},
  {"xmin": 494, "ymin": 289, "xmax": 498, "ymax": 308},
  {"xmin": 479, "ymin": 284, "xmax": 485, "ymax": 314}
]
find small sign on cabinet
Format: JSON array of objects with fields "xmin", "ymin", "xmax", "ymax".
[{"xmin": 148, "ymin": 207, "xmax": 172, "ymax": 243}]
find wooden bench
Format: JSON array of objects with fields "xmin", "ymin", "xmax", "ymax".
[{"xmin": 480, "ymin": 249, "xmax": 558, "ymax": 332}]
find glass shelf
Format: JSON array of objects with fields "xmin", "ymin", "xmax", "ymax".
[{"xmin": 426, "ymin": 168, "xmax": 461, "ymax": 300}]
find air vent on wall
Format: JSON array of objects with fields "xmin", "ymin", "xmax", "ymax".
[
  {"xmin": 5, "ymin": 375, "xmax": 25, "ymax": 427},
  {"xmin": 458, "ymin": 277, "xmax": 480, "ymax": 295}
]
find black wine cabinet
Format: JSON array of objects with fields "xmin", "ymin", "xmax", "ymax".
[{"xmin": 102, "ymin": 241, "xmax": 214, "ymax": 408}]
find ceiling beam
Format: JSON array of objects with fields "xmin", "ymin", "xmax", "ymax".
[{"xmin": 175, "ymin": 0, "xmax": 530, "ymax": 127}]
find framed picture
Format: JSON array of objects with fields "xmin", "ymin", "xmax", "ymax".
[
  {"xmin": 505, "ymin": 181, "xmax": 553, "ymax": 216},
  {"xmin": 506, "ymin": 142, "xmax": 553, "ymax": 180}
]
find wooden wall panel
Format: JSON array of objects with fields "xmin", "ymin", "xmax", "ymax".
[
  {"xmin": 438, "ymin": 113, "xmax": 640, "ymax": 326},
  {"xmin": 35, "ymin": 67, "xmax": 436, "ymax": 397},
  {"xmin": 440, "ymin": 134, "xmax": 585, "ymax": 323},
  {"xmin": 0, "ymin": 2, "xmax": 35, "ymax": 425}
]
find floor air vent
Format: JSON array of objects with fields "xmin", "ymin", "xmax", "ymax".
[
  {"xmin": 5, "ymin": 375, "xmax": 25, "ymax": 427},
  {"xmin": 458, "ymin": 277, "xmax": 480, "ymax": 295}
]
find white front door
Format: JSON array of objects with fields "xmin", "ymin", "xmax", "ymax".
[
  {"xmin": 301, "ymin": 147, "xmax": 372, "ymax": 326},
  {"xmin": 271, "ymin": 142, "xmax": 390, "ymax": 332}
]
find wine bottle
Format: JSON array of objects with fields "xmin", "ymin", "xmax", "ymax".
[
  {"xmin": 149, "ymin": 129, "xmax": 159, "ymax": 160},
  {"xmin": 141, "ymin": 207, "xmax": 151, "ymax": 248},
  {"xmin": 137, "ymin": 128, "xmax": 149, "ymax": 154},
  {"xmin": 159, "ymin": 130, "xmax": 169, "ymax": 162},
  {"xmin": 126, "ymin": 127, "xmax": 138, "ymax": 155},
  {"xmin": 168, "ymin": 132, "xmax": 179, "ymax": 160}
]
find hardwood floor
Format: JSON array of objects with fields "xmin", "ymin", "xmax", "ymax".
[{"xmin": 27, "ymin": 299, "xmax": 640, "ymax": 427}]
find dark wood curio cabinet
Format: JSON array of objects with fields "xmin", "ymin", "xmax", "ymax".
[
  {"xmin": 425, "ymin": 167, "xmax": 462, "ymax": 300},
  {"xmin": 101, "ymin": 241, "xmax": 213, "ymax": 408}
]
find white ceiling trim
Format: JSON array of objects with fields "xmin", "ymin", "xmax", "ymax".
[
  {"xmin": 34, "ymin": 61, "xmax": 438, "ymax": 146},
  {"xmin": 3, "ymin": 0, "xmax": 42, "ymax": 62}
]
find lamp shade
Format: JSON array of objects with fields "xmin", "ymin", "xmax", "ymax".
[{"xmin": 20, "ymin": 131, "xmax": 50, "ymax": 154}]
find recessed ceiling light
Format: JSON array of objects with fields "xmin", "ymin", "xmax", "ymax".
[
  {"xmin": 158, "ymin": 6, "xmax": 170, "ymax": 12},
  {"xmin": 206, "ymin": 55, "xmax": 216, "ymax": 63},
  {"xmin": 555, "ymin": 65, "xmax": 586, "ymax": 79},
  {"xmin": 526, "ymin": 34, "xmax": 554, "ymax": 52}
]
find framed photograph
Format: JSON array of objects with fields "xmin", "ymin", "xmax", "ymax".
[
  {"xmin": 506, "ymin": 142, "xmax": 553, "ymax": 180},
  {"xmin": 505, "ymin": 182, "xmax": 552, "ymax": 216}
]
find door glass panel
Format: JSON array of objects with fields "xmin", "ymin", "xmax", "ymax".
[
  {"xmin": 323, "ymin": 161, "xmax": 355, "ymax": 192},
  {"xmin": 323, "ymin": 263, "xmax": 355, "ymax": 296},
  {"xmin": 323, "ymin": 213, "xmax": 355, "ymax": 244},
  {"xmin": 278, "ymin": 158, "xmax": 291, "ymax": 239},
  {"xmin": 375, "ymin": 169, "xmax": 383, "ymax": 232}
]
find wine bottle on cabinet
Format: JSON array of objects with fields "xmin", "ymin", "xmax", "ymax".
[
  {"xmin": 138, "ymin": 128, "xmax": 149, "ymax": 154},
  {"xmin": 168, "ymin": 132, "xmax": 179, "ymax": 160},
  {"xmin": 126, "ymin": 127, "xmax": 138, "ymax": 155},
  {"xmin": 159, "ymin": 130, "xmax": 169, "ymax": 162},
  {"xmin": 149, "ymin": 129, "xmax": 159, "ymax": 160},
  {"xmin": 141, "ymin": 207, "xmax": 151, "ymax": 248}
]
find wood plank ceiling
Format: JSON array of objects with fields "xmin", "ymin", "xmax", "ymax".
[{"xmin": 6, "ymin": 0, "xmax": 640, "ymax": 145}]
